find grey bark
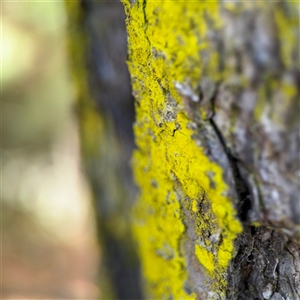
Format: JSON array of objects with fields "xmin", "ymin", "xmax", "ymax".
[
  {"xmin": 71, "ymin": 1, "xmax": 300, "ymax": 299},
  {"xmin": 182, "ymin": 3, "xmax": 300, "ymax": 299}
]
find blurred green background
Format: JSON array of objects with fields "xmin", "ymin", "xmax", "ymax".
[{"xmin": 2, "ymin": 2, "xmax": 100, "ymax": 298}]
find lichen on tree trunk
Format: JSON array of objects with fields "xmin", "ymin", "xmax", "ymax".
[{"xmin": 123, "ymin": 1, "xmax": 300, "ymax": 299}]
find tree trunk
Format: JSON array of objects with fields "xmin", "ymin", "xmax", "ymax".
[
  {"xmin": 65, "ymin": 1, "xmax": 142, "ymax": 299},
  {"xmin": 123, "ymin": 1, "xmax": 299, "ymax": 299},
  {"xmin": 67, "ymin": 0, "xmax": 299, "ymax": 299}
]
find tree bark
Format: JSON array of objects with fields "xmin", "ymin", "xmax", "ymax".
[
  {"xmin": 67, "ymin": 0, "xmax": 299, "ymax": 299},
  {"xmin": 123, "ymin": 1, "xmax": 300, "ymax": 299}
]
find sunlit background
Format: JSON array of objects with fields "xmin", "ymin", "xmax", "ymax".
[{"xmin": 2, "ymin": 2, "xmax": 100, "ymax": 298}]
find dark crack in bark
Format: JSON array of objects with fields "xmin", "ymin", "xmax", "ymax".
[{"xmin": 208, "ymin": 85, "xmax": 252, "ymax": 222}]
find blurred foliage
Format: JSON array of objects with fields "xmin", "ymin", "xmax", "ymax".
[{"xmin": 2, "ymin": 2, "xmax": 99, "ymax": 298}]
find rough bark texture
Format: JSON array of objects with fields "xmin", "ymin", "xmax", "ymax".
[
  {"xmin": 123, "ymin": 1, "xmax": 300, "ymax": 299},
  {"xmin": 67, "ymin": 0, "xmax": 299, "ymax": 299}
]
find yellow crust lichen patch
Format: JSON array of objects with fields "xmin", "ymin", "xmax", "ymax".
[{"xmin": 123, "ymin": 0, "xmax": 242, "ymax": 298}]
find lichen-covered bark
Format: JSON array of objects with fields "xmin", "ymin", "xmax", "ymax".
[
  {"xmin": 123, "ymin": 1, "xmax": 300, "ymax": 299},
  {"xmin": 65, "ymin": 1, "xmax": 142, "ymax": 299}
]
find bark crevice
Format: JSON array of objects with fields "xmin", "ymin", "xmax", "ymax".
[{"xmin": 207, "ymin": 85, "xmax": 252, "ymax": 222}]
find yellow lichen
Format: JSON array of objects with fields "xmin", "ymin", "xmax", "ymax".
[
  {"xmin": 195, "ymin": 246, "xmax": 215, "ymax": 274},
  {"xmin": 274, "ymin": 2, "xmax": 299, "ymax": 70},
  {"xmin": 123, "ymin": 0, "xmax": 242, "ymax": 298}
]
